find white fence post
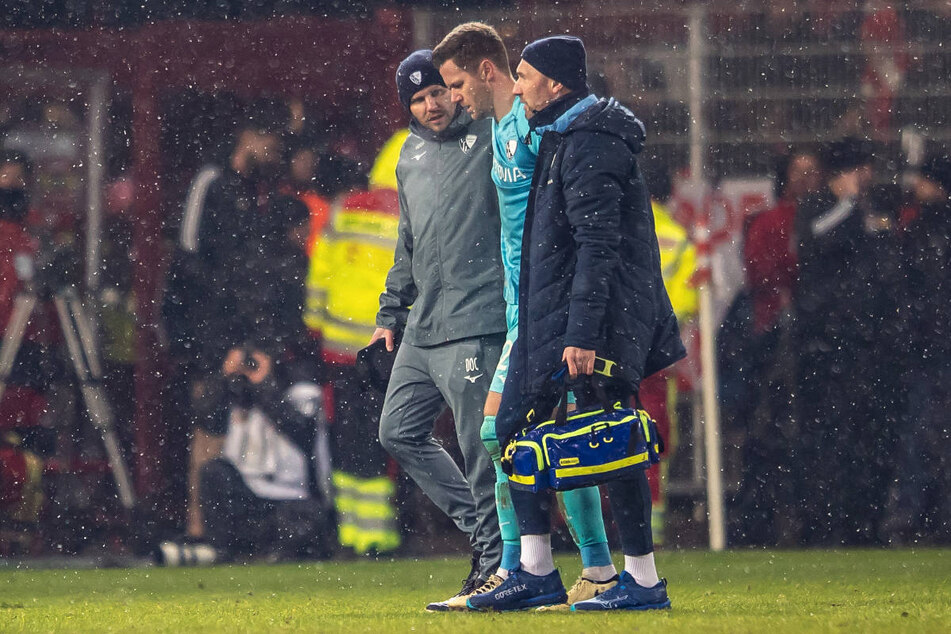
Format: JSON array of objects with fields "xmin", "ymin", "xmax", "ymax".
[{"xmin": 688, "ymin": 5, "xmax": 727, "ymax": 552}]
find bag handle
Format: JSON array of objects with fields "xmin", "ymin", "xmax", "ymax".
[{"xmin": 550, "ymin": 364, "xmax": 617, "ymax": 425}]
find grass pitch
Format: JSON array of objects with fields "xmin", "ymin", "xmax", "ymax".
[{"xmin": 0, "ymin": 548, "xmax": 948, "ymax": 632}]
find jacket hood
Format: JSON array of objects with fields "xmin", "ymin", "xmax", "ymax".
[
  {"xmin": 409, "ymin": 104, "xmax": 470, "ymax": 143},
  {"xmin": 563, "ymin": 97, "xmax": 646, "ymax": 156}
]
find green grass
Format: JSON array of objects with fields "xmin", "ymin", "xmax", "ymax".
[{"xmin": 0, "ymin": 549, "xmax": 948, "ymax": 632}]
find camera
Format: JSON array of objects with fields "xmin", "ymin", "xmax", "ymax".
[
  {"xmin": 223, "ymin": 348, "xmax": 262, "ymax": 408},
  {"xmin": 225, "ymin": 374, "xmax": 254, "ymax": 409}
]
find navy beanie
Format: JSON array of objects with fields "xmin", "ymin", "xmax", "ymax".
[
  {"xmin": 396, "ymin": 49, "xmax": 445, "ymax": 111},
  {"xmin": 521, "ymin": 35, "xmax": 587, "ymax": 92}
]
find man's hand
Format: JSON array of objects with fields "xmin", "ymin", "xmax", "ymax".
[
  {"xmin": 222, "ymin": 348, "xmax": 246, "ymax": 376},
  {"xmin": 370, "ymin": 327, "xmax": 396, "ymax": 352},
  {"xmin": 562, "ymin": 346, "xmax": 596, "ymax": 379},
  {"xmin": 221, "ymin": 347, "xmax": 272, "ymax": 384},
  {"xmin": 830, "ymin": 170, "xmax": 861, "ymax": 201}
]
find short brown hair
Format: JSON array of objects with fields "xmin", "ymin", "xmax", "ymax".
[{"xmin": 432, "ymin": 22, "xmax": 510, "ymax": 74}]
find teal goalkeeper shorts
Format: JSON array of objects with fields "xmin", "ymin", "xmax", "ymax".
[
  {"xmin": 489, "ymin": 303, "xmax": 519, "ymax": 395},
  {"xmin": 489, "ymin": 303, "xmax": 575, "ymax": 405}
]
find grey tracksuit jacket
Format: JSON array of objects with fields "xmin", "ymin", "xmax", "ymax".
[
  {"xmin": 375, "ymin": 109, "xmax": 505, "ymax": 576},
  {"xmin": 376, "ymin": 111, "xmax": 506, "ymax": 345}
]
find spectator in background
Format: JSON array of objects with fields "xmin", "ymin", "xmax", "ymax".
[
  {"xmin": 642, "ymin": 162, "xmax": 697, "ymax": 546},
  {"xmin": 746, "ymin": 149, "xmax": 821, "ymax": 336},
  {"xmin": 732, "ymin": 148, "xmax": 821, "ymax": 546},
  {"xmin": 794, "ymin": 137, "xmax": 883, "ymax": 546},
  {"xmin": 285, "ymin": 139, "xmax": 332, "ymax": 256},
  {"xmin": 308, "ymin": 187, "xmax": 402, "ymax": 557},
  {"xmin": 99, "ymin": 176, "xmax": 138, "ymax": 469},
  {"xmin": 886, "ymin": 153, "xmax": 951, "ymax": 544},
  {"xmin": 367, "ymin": 129, "xmax": 409, "ymax": 192},
  {"xmin": 0, "ymin": 149, "xmax": 59, "ymax": 429},
  {"xmin": 0, "ymin": 150, "xmax": 43, "ymax": 415},
  {"xmin": 303, "ymin": 153, "xmax": 402, "ymax": 556},
  {"xmin": 0, "ymin": 150, "xmax": 45, "ymax": 552},
  {"xmin": 850, "ymin": 181, "xmax": 907, "ymax": 544},
  {"xmin": 859, "ymin": 1, "xmax": 909, "ymax": 135},
  {"xmin": 160, "ymin": 104, "xmax": 328, "ymax": 558}
]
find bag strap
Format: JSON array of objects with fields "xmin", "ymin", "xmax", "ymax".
[
  {"xmin": 593, "ymin": 356, "xmax": 646, "ymax": 410},
  {"xmin": 589, "ymin": 376, "xmax": 619, "ymax": 413},
  {"xmin": 633, "ymin": 389, "xmax": 644, "ymax": 410},
  {"xmin": 552, "ymin": 366, "xmax": 571, "ymax": 426}
]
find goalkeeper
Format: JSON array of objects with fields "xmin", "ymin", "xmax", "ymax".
[
  {"xmin": 464, "ymin": 35, "xmax": 686, "ymax": 612},
  {"xmin": 433, "ymin": 23, "xmax": 621, "ymax": 611}
]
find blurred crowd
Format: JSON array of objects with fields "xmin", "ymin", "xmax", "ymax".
[
  {"xmin": 0, "ymin": 93, "xmax": 409, "ymax": 561},
  {"xmin": 723, "ymin": 138, "xmax": 951, "ymax": 547},
  {"xmin": 158, "ymin": 97, "xmax": 410, "ymax": 564}
]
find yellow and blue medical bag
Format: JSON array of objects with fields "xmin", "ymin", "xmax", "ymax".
[{"xmin": 505, "ymin": 376, "xmax": 663, "ymax": 493}]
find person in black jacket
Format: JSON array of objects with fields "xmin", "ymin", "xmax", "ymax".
[
  {"xmin": 469, "ymin": 36, "xmax": 685, "ymax": 613},
  {"xmin": 885, "ymin": 153, "xmax": 951, "ymax": 544},
  {"xmin": 156, "ymin": 345, "xmax": 332, "ymax": 565},
  {"xmin": 158, "ymin": 109, "xmax": 329, "ymax": 563},
  {"xmin": 793, "ymin": 138, "xmax": 883, "ymax": 546}
]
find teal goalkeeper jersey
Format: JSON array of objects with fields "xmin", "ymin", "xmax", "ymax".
[{"xmin": 491, "ymin": 96, "xmax": 540, "ymax": 307}]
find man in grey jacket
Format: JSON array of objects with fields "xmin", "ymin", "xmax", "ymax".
[{"xmin": 370, "ymin": 49, "xmax": 505, "ymax": 611}]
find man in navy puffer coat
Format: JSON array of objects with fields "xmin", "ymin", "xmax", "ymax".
[{"xmin": 469, "ymin": 36, "xmax": 686, "ymax": 613}]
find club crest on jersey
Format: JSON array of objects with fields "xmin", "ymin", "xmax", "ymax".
[
  {"xmin": 505, "ymin": 138, "xmax": 518, "ymax": 160},
  {"xmin": 460, "ymin": 134, "xmax": 477, "ymax": 154},
  {"xmin": 410, "ymin": 70, "xmax": 422, "ymax": 85}
]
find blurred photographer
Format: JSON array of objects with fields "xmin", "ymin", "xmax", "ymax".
[
  {"xmin": 159, "ymin": 103, "xmax": 329, "ymax": 563},
  {"xmin": 793, "ymin": 137, "xmax": 876, "ymax": 545},
  {"xmin": 794, "ymin": 139, "xmax": 908, "ymax": 544},
  {"xmin": 156, "ymin": 345, "xmax": 332, "ymax": 564}
]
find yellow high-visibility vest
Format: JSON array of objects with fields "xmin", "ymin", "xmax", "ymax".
[
  {"xmin": 652, "ymin": 201, "xmax": 698, "ymax": 321},
  {"xmin": 332, "ymin": 470, "xmax": 400, "ymax": 554},
  {"xmin": 304, "ymin": 189, "xmax": 400, "ymax": 359},
  {"xmin": 368, "ymin": 129, "xmax": 409, "ymax": 191}
]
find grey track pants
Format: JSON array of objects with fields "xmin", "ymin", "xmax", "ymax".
[{"xmin": 378, "ymin": 333, "xmax": 503, "ymax": 575}]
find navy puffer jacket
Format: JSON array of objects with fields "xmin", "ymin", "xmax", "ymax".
[{"xmin": 509, "ymin": 96, "xmax": 686, "ymax": 402}]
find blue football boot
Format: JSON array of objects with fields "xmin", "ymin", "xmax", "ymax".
[
  {"xmin": 466, "ymin": 567, "xmax": 567, "ymax": 612},
  {"xmin": 571, "ymin": 572, "xmax": 671, "ymax": 611}
]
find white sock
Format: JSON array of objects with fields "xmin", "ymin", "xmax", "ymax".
[
  {"xmin": 520, "ymin": 534, "xmax": 555, "ymax": 576},
  {"xmin": 582, "ymin": 564, "xmax": 618, "ymax": 583},
  {"xmin": 625, "ymin": 552, "xmax": 660, "ymax": 587},
  {"xmin": 496, "ymin": 568, "xmax": 509, "ymax": 580}
]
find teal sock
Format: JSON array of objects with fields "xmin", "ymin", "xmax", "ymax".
[
  {"xmin": 557, "ymin": 486, "xmax": 612, "ymax": 568},
  {"xmin": 496, "ymin": 460, "xmax": 521, "ymax": 571},
  {"xmin": 482, "ymin": 415, "xmax": 520, "ymax": 572}
]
